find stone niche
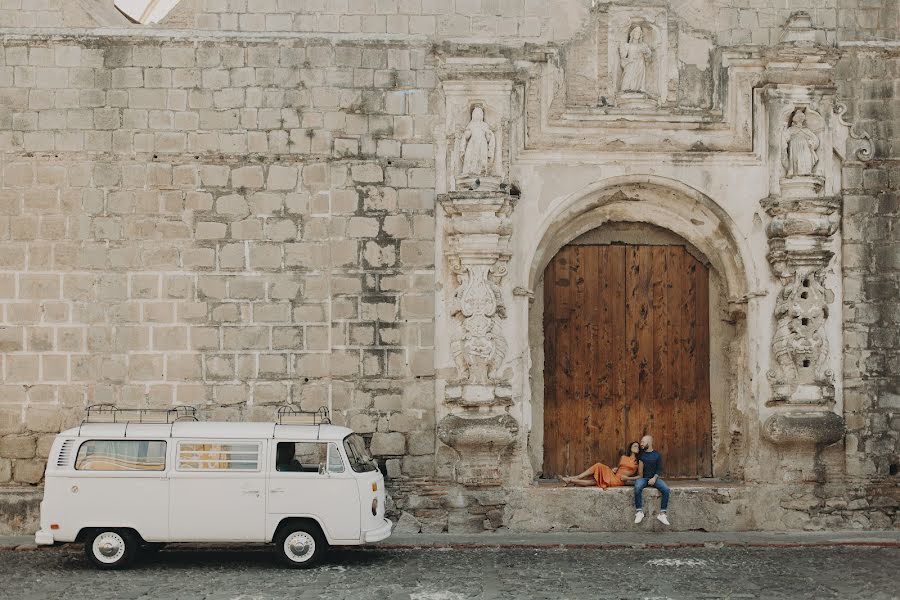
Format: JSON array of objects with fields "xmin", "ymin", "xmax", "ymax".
[
  {"xmin": 559, "ymin": 4, "xmax": 715, "ymax": 112},
  {"xmin": 607, "ymin": 5, "xmax": 668, "ymax": 109}
]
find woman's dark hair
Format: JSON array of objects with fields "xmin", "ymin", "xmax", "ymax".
[{"xmin": 622, "ymin": 441, "xmax": 641, "ymax": 457}]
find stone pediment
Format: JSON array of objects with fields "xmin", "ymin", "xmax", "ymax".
[{"xmin": 435, "ymin": 9, "xmax": 867, "ymax": 161}]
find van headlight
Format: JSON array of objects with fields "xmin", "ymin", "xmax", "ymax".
[{"xmin": 371, "ymin": 498, "xmax": 378, "ymax": 516}]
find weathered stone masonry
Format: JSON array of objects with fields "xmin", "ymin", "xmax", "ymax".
[{"xmin": 0, "ymin": 0, "xmax": 898, "ymax": 534}]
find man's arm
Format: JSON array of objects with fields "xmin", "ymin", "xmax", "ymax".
[
  {"xmin": 623, "ymin": 460, "xmax": 643, "ymax": 483},
  {"xmin": 649, "ymin": 455, "xmax": 662, "ymax": 485}
]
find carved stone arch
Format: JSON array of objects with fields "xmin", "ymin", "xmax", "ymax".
[
  {"xmin": 523, "ymin": 175, "xmax": 757, "ymax": 481},
  {"xmin": 526, "ymin": 175, "xmax": 755, "ymax": 310}
]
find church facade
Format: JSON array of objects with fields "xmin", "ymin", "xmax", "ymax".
[{"xmin": 0, "ymin": 1, "xmax": 897, "ymax": 534}]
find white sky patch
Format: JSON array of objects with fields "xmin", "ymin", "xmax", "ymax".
[{"xmin": 646, "ymin": 558, "xmax": 708, "ymax": 567}]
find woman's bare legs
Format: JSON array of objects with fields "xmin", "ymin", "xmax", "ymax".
[
  {"xmin": 562, "ymin": 464, "xmax": 601, "ymax": 486},
  {"xmin": 567, "ymin": 479, "xmax": 597, "ymax": 487}
]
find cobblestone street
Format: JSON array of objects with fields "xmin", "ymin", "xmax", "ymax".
[{"xmin": 2, "ymin": 545, "xmax": 898, "ymax": 600}]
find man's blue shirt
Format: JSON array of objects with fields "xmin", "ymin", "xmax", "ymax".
[{"xmin": 639, "ymin": 450, "xmax": 663, "ymax": 479}]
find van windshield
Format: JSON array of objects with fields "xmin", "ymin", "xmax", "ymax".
[{"xmin": 343, "ymin": 434, "xmax": 377, "ymax": 473}]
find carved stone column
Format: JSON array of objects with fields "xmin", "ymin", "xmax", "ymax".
[
  {"xmin": 437, "ymin": 191, "xmax": 519, "ymax": 485},
  {"xmin": 760, "ymin": 77, "xmax": 872, "ymax": 445},
  {"xmin": 436, "ymin": 80, "xmax": 521, "ymax": 486}
]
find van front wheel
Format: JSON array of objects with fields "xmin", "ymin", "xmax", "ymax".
[
  {"xmin": 275, "ymin": 525, "xmax": 325, "ymax": 568},
  {"xmin": 84, "ymin": 529, "xmax": 137, "ymax": 570}
]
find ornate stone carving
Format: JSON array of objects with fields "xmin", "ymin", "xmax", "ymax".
[
  {"xmin": 438, "ymin": 81, "xmax": 520, "ymax": 487},
  {"xmin": 768, "ymin": 270, "xmax": 833, "ymax": 403},
  {"xmin": 437, "ymin": 414, "xmax": 519, "ymax": 486},
  {"xmin": 783, "ymin": 109, "xmax": 819, "ymax": 179},
  {"xmin": 833, "ymin": 102, "xmax": 874, "ymax": 163},
  {"xmin": 779, "ymin": 107, "xmax": 825, "ymax": 198},
  {"xmin": 449, "ymin": 262, "xmax": 507, "ymax": 385},
  {"xmin": 763, "ymin": 411, "xmax": 844, "ymax": 446},
  {"xmin": 442, "ymin": 193, "xmax": 514, "ymax": 393},
  {"xmin": 438, "ymin": 189, "xmax": 518, "ymax": 485},
  {"xmin": 457, "ymin": 106, "xmax": 498, "ymax": 190},
  {"xmin": 762, "ymin": 196, "xmax": 838, "ymax": 407},
  {"xmin": 607, "ymin": 7, "xmax": 667, "ymax": 110},
  {"xmin": 619, "ymin": 26, "xmax": 651, "ymax": 94}
]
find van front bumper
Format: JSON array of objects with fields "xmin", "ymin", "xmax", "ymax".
[
  {"xmin": 363, "ymin": 518, "xmax": 392, "ymax": 543},
  {"xmin": 35, "ymin": 530, "xmax": 54, "ymax": 546}
]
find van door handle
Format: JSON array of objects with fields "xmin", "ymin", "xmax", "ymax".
[
  {"xmin": 242, "ymin": 490, "xmax": 260, "ymax": 496},
  {"xmin": 270, "ymin": 488, "xmax": 284, "ymax": 493}
]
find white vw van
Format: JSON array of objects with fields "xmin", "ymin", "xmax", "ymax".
[{"xmin": 34, "ymin": 405, "xmax": 391, "ymax": 569}]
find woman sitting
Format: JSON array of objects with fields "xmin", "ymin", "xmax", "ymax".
[{"xmin": 562, "ymin": 441, "xmax": 641, "ymax": 489}]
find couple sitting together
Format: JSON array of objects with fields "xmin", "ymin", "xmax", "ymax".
[{"xmin": 562, "ymin": 434, "xmax": 671, "ymax": 526}]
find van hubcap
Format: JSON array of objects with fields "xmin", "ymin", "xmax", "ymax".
[
  {"xmin": 93, "ymin": 532, "xmax": 125, "ymax": 563},
  {"xmin": 284, "ymin": 531, "xmax": 315, "ymax": 562}
]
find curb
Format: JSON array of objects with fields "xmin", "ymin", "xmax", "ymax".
[
  {"xmin": 370, "ymin": 540, "xmax": 900, "ymax": 550},
  {"xmin": 5, "ymin": 540, "xmax": 898, "ymax": 552}
]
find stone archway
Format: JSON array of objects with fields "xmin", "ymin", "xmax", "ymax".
[{"xmin": 522, "ymin": 177, "xmax": 754, "ymax": 482}]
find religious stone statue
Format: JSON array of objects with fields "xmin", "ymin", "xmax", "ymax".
[
  {"xmin": 619, "ymin": 26, "xmax": 651, "ymax": 93},
  {"xmin": 783, "ymin": 110, "xmax": 820, "ymax": 178},
  {"xmin": 459, "ymin": 106, "xmax": 496, "ymax": 178}
]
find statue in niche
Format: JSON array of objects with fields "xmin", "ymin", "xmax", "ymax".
[
  {"xmin": 459, "ymin": 106, "xmax": 496, "ymax": 178},
  {"xmin": 783, "ymin": 109, "xmax": 820, "ymax": 178},
  {"xmin": 619, "ymin": 26, "xmax": 651, "ymax": 93}
]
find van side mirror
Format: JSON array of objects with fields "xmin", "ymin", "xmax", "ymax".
[{"xmin": 318, "ymin": 463, "xmax": 327, "ymax": 475}]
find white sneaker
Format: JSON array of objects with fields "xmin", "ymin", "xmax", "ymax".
[
  {"xmin": 657, "ymin": 513, "xmax": 670, "ymax": 526},
  {"xmin": 634, "ymin": 511, "xmax": 644, "ymax": 524}
]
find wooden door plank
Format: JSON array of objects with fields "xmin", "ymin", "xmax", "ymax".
[
  {"xmin": 683, "ymin": 253, "xmax": 699, "ymax": 477},
  {"xmin": 554, "ymin": 247, "xmax": 573, "ymax": 475},
  {"xmin": 582, "ymin": 246, "xmax": 602, "ymax": 468},
  {"xmin": 666, "ymin": 246, "xmax": 685, "ymax": 477},
  {"xmin": 649, "ymin": 246, "xmax": 669, "ymax": 474},
  {"xmin": 569, "ymin": 245, "xmax": 586, "ymax": 475},
  {"xmin": 595, "ymin": 245, "xmax": 613, "ymax": 461}
]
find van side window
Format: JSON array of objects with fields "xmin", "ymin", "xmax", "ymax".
[
  {"xmin": 343, "ymin": 434, "xmax": 378, "ymax": 473},
  {"xmin": 75, "ymin": 440, "xmax": 167, "ymax": 471},
  {"xmin": 328, "ymin": 443, "xmax": 345, "ymax": 473},
  {"xmin": 177, "ymin": 441, "xmax": 260, "ymax": 471},
  {"xmin": 275, "ymin": 442, "xmax": 328, "ymax": 473}
]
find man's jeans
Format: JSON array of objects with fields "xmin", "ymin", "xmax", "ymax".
[{"xmin": 634, "ymin": 477, "xmax": 670, "ymax": 511}]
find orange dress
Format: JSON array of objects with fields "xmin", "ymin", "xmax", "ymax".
[{"xmin": 590, "ymin": 455, "xmax": 638, "ymax": 489}]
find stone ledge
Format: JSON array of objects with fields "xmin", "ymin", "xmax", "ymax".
[{"xmin": 504, "ymin": 484, "xmax": 789, "ymax": 533}]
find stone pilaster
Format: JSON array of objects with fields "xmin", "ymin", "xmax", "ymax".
[
  {"xmin": 759, "ymin": 72, "xmax": 872, "ymax": 445},
  {"xmin": 437, "ymin": 191, "xmax": 519, "ymax": 486}
]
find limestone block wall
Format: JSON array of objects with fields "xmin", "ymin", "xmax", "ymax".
[
  {"xmin": 838, "ymin": 47, "xmax": 900, "ymax": 482},
  {"xmin": 2, "ymin": 0, "xmax": 891, "ymax": 45},
  {"xmin": 0, "ymin": 34, "xmax": 437, "ymax": 485}
]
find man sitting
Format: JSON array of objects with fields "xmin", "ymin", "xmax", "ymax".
[{"xmin": 633, "ymin": 435, "xmax": 671, "ymax": 526}]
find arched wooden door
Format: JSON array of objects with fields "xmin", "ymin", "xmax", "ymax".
[{"xmin": 542, "ymin": 244, "xmax": 711, "ymax": 479}]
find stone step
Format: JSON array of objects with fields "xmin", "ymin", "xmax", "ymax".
[{"xmin": 503, "ymin": 484, "xmax": 803, "ymax": 532}]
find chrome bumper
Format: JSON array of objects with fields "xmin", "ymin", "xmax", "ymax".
[
  {"xmin": 35, "ymin": 529, "xmax": 54, "ymax": 545},
  {"xmin": 363, "ymin": 518, "xmax": 392, "ymax": 543}
]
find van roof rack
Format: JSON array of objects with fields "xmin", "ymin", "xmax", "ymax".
[
  {"xmin": 276, "ymin": 405, "xmax": 331, "ymax": 426},
  {"xmin": 83, "ymin": 404, "xmax": 199, "ymax": 425}
]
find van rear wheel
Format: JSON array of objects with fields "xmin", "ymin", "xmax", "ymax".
[
  {"xmin": 275, "ymin": 524, "xmax": 325, "ymax": 568},
  {"xmin": 84, "ymin": 529, "xmax": 138, "ymax": 570}
]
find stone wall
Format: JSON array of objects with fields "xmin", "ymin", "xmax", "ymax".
[
  {"xmin": 0, "ymin": 34, "xmax": 438, "ymax": 486},
  {"xmin": 838, "ymin": 46, "xmax": 900, "ymax": 483},
  {"xmin": 0, "ymin": 0, "xmax": 897, "ymax": 535}
]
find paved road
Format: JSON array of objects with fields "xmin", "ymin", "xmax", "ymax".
[{"xmin": 2, "ymin": 545, "xmax": 898, "ymax": 599}]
